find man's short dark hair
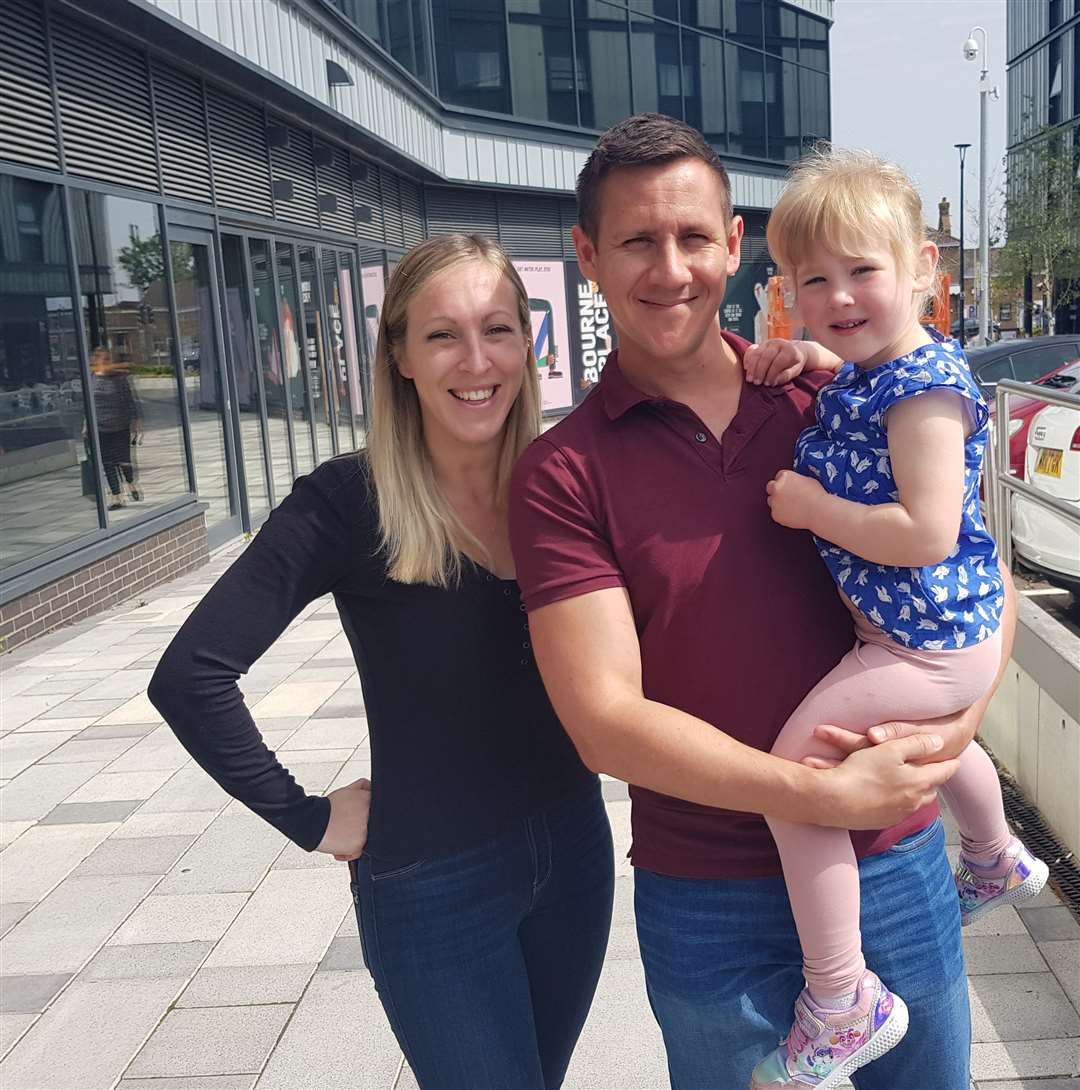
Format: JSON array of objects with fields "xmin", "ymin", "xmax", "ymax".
[{"xmin": 576, "ymin": 113, "xmax": 733, "ymax": 241}]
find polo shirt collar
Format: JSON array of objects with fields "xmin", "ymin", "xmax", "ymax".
[{"xmin": 598, "ymin": 331, "xmax": 782, "ymax": 421}]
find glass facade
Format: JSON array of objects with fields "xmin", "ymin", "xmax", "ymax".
[{"xmin": 325, "ymin": 0, "xmax": 831, "ymax": 160}]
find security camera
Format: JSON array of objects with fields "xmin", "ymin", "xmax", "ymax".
[{"xmin": 963, "ymin": 37, "xmax": 979, "ymax": 61}]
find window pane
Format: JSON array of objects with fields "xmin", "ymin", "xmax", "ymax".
[
  {"xmin": 766, "ymin": 56, "xmax": 800, "ymax": 162},
  {"xmin": 508, "ymin": 0, "xmax": 578, "ymax": 125},
  {"xmin": 799, "ymin": 66, "xmax": 829, "ymax": 146},
  {"xmin": 1014, "ymin": 344, "xmax": 1080, "ymax": 382},
  {"xmin": 731, "ymin": 0, "xmax": 763, "ymax": 50},
  {"xmin": 0, "ymin": 175, "xmax": 99, "ymax": 569},
  {"xmin": 249, "ymin": 238, "xmax": 295, "ymax": 504},
  {"xmin": 324, "ymin": 250, "xmax": 366, "ymax": 452},
  {"xmin": 386, "ymin": 0, "xmax": 433, "ymax": 87},
  {"xmin": 679, "ymin": 0, "xmax": 723, "ymax": 32},
  {"xmin": 727, "ymin": 44, "xmax": 766, "ymax": 158},
  {"xmin": 298, "ymin": 246, "xmax": 336, "ymax": 463},
  {"xmin": 221, "ymin": 234, "xmax": 270, "ymax": 519},
  {"xmin": 764, "ymin": 1, "xmax": 797, "ymax": 61},
  {"xmin": 276, "ymin": 244, "xmax": 315, "ymax": 476},
  {"xmin": 431, "ymin": 0, "xmax": 511, "ymax": 113},
  {"xmin": 576, "ymin": 0, "xmax": 633, "ymax": 129},
  {"xmin": 682, "ymin": 29, "xmax": 726, "ymax": 145},
  {"xmin": 72, "ymin": 192, "xmax": 189, "ymax": 526},
  {"xmin": 630, "ymin": 10, "xmax": 683, "ymax": 119},
  {"xmin": 798, "ymin": 12, "xmax": 828, "ymax": 72}
]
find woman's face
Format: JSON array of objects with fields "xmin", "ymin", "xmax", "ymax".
[{"xmin": 397, "ymin": 259, "xmax": 529, "ymax": 455}]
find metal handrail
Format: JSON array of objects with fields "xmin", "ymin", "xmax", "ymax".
[{"xmin": 988, "ymin": 378, "xmax": 1080, "ymax": 572}]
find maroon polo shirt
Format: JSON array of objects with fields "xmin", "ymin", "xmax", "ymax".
[{"xmin": 509, "ymin": 332, "xmax": 938, "ymax": 879}]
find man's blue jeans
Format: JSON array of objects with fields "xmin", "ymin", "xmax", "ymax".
[
  {"xmin": 635, "ymin": 818, "xmax": 970, "ymax": 1089},
  {"xmin": 348, "ymin": 784, "xmax": 614, "ymax": 1090}
]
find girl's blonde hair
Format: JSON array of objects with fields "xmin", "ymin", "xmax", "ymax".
[
  {"xmin": 766, "ymin": 146, "xmax": 938, "ymax": 313},
  {"xmin": 367, "ymin": 233, "xmax": 541, "ymax": 588}
]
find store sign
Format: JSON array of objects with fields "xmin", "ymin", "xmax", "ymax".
[{"xmin": 567, "ymin": 266, "xmax": 616, "ymax": 403}]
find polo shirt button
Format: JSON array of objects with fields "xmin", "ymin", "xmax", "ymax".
[
  {"xmin": 694, "ymin": 431, "xmax": 707, "ymax": 443},
  {"xmin": 522, "ymin": 640, "xmax": 530, "ymax": 649}
]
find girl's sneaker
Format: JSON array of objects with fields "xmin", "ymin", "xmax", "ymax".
[
  {"xmin": 750, "ymin": 970, "xmax": 908, "ymax": 1089},
  {"xmin": 954, "ymin": 838, "xmax": 1049, "ymax": 927}
]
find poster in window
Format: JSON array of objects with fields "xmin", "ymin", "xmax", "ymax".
[
  {"xmin": 566, "ymin": 265, "xmax": 616, "ymax": 403},
  {"xmin": 512, "ymin": 260, "xmax": 574, "ymax": 414},
  {"xmin": 360, "ymin": 262, "xmax": 386, "ymax": 370}
]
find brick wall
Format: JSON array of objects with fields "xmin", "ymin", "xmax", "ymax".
[{"xmin": 0, "ymin": 514, "xmax": 208, "ymax": 652}]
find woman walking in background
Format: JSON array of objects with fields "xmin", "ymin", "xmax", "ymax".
[{"xmin": 89, "ymin": 347, "xmax": 142, "ymax": 509}]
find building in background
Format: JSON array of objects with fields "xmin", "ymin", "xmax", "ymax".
[
  {"xmin": 0, "ymin": 0, "xmax": 833, "ymax": 648},
  {"xmin": 1005, "ymin": 0, "xmax": 1080, "ymax": 335}
]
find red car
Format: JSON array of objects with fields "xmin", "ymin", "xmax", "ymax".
[{"xmin": 988, "ymin": 358, "xmax": 1080, "ymax": 479}]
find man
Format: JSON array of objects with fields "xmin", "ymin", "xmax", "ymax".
[{"xmin": 509, "ymin": 114, "xmax": 1015, "ymax": 1088}]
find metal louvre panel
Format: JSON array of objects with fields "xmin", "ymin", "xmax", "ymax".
[
  {"xmin": 399, "ymin": 176, "xmax": 425, "ymax": 248},
  {"xmin": 0, "ymin": 0, "xmax": 59, "ymax": 170},
  {"xmin": 425, "ymin": 188, "xmax": 498, "ymax": 239},
  {"xmin": 315, "ymin": 143, "xmax": 354, "ymax": 235},
  {"xmin": 559, "ymin": 201, "xmax": 579, "ymax": 259},
  {"xmin": 206, "ymin": 86, "xmax": 273, "ymax": 217},
  {"xmin": 353, "ymin": 158, "xmax": 384, "ymax": 244},
  {"xmin": 497, "ymin": 195, "xmax": 563, "ymax": 257},
  {"xmin": 741, "ymin": 223, "xmax": 769, "ymax": 264},
  {"xmin": 270, "ymin": 120, "xmax": 319, "ymax": 229},
  {"xmin": 52, "ymin": 14, "xmax": 158, "ymax": 191},
  {"xmin": 152, "ymin": 61, "xmax": 212, "ymax": 205},
  {"xmin": 381, "ymin": 172, "xmax": 404, "ymax": 250}
]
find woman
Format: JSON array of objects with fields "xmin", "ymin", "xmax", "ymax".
[
  {"xmin": 89, "ymin": 347, "xmax": 142, "ymax": 509},
  {"xmin": 149, "ymin": 235, "xmax": 614, "ymax": 1090}
]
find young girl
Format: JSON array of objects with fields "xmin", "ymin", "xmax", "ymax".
[{"xmin": 746, "ymin": 149, "xmax": 1048, "ymax": 1090}]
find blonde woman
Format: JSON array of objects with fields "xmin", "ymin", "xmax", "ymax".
[{"xmin": 150, "ymin": 235, "xmax": 613, "ymax": 1090}]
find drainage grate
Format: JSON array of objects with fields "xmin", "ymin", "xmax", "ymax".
[{"xmin": 979, "ymin": 740, "xmax": 1080, "ymax": 923}]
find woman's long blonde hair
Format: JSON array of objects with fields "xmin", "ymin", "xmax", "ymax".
[{"xmin": 367, "ymin": 234, "xmax": 541, "ymax": 587}]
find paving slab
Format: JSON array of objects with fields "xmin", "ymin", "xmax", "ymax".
[
  {"xmin": 0, "ymin": 874, "xmax": 159, "ymax": 975},
  {"xmin": 110, "ymin": 809, "xmax": 221, "ymax": 840},
  {"xmin": 251, "ymin": 681, "xmax": 343, "ymax": 719},
  {"xmin": 963, "ymin": 933, "xmax": 1049, "ymax": 976},
  {"xmin": 39, "ymin": 737, "xmax": 141, "ymax": 764},
  {"xmin": 105, "ymin": 726, "xmax": 191, "ymax": 773},
  {"xmin": 280, "ymin": 718, "xmax": 365, "ymax": 750},
  {"xmin": 255, "ymin": 971, "xmax": 402, "ymax": 1090},
  {"xmin": 0, "ymin": 822, "xmax": 120, "ymax": 901},
  {"xmin": 136, "ymin": 765, "xmax": 231, "ymax": 813},
  {"xmin": 0, "ymin": 973, "xmax": 73, "ymax": 1013},
  {"xmin": 1039, "ymin": 941, "xmax": 1080, "ymax": 1012},
  {"xmin": 39, "ymin": 799, "xmax": 143, "ymax": 825},
  {"xmin": 77, "ymin": 722, "xmax": 159, "ymax": 741},
  {"xmin": 0, "ymin": 903, "xmax": 34, "ymax": 937},
  {"xmin": 970, "ymin": 1037, "xmax": 1080, "ymax": 1081},
  {"xmin": 0, "ymin": 732, "xmax": 81, "ymax": 777},
  {"xmin": 0, "ymin": 763, "xmax": 100, "ymax": 821},
  {"xmin": 1017, "ymin": 906, "xmax": 1080, "ymax": 943},
  {"xmin": 318, "ymin": 935, "xmax": 366, "ymax": 973},
  {"xmin": 10, "ymin": 716, "xmax": 99, "ymax": 734},
  {"xmin": 74, "ymin": 835, "xmax": 196, "ymax": 877},
  {"xmin": 125, "ymin": 1004, "xmax": 293, "ymax": 1079},
  {"xmin": 110, "ymin": 893, "xmax": 248, "ymax": 946},
  {"xmin": 79, "ymin": 941, "xmax": 213, "ymax": 981},
  {"xmin": 0, "ymin": 977, "xmax": 185, "ymax": 1090},
  {"xmin": 204, "ymin": 868, "xmax": 349, "ymax": 968},
  {"xmin": 177, "ymin": 963, "xmax": 316, "ymax": 1008},
  {"xmin": 118, "ymin": 1077, "xmax": 257, "ymax": 1090},
  {"xmin": 38, "ymin": 698, "xmax": 127, "ymax": 720},
  {"xmin": 970, "ymin": 973, "xmax": 1080, "ymax": 1043},
  {"xmin": 95, "ymin": 692, "xmax": 164, "ymax": 726},
  {"xmin": 0, "ymin": 822, "xmax": 34, "ymax": 848},
  {"xmin": 0, "ymin": 1014, "xmax": 36, "ymax": 1060},
  {"xmin": 155, "ymin": 813, "xmax": 287, "ymax": 895}
]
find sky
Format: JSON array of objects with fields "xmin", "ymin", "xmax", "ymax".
[{"xmin": 830, "ymin": 0, "xmax": 1008, "ymax": 246}]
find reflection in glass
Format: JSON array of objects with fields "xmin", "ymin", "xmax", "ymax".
[
  {"xmin": 727, "ymin": 44, "xmax": 766, "ymax": 158},
  {"xmin": 431, "ymin": 0, "xmax": 511, "ymax": 113},
  {"xmin": 221, "ymin": 235, "xmax": 270, "ymax": 519},
  {"xmin": 322, "ymin": 249, "xmax": 363, "ymax": 454},
  {"xmin": 298, "ymin": 246, "xmax": 336, "ymax": 464},
  {"xmin": 798, "ymin": 12, "xmax": 828, "ymax": 72},
  {"xmin": 630, "ymin": 10, "xmax": 682, "ymax": 119},
  {"xmin": 0, "ymin": 174, "xmax": 99, "ymax": 569},
  {"xmin": 799, "ymin": 66, "xmax": 828, "ymax": 146},
  {"xmin": 72, "ymin": 192, "xmax": 190, "ymax": 528},
  {"xmin": 766, "ymin": 56, "xmax": 800, "ymax": 162},
  {"xmin": 249, "ymin": 239, "xmax": 295, "ymax": 503},
  {"xmin": 171, "ymin": 239, "xmax": 234, "ymax": 533},
  {"xmin": 682, "ymin": 29, "xmax": 726, "ymax": 145},
  {"xmin": 276, "ymin": 243, "xmax": 315, "ymax": 476},
  {"xmin": 508, "ymin": 0, "xmax": 577, "ymax": 125},
  {"xmin": 575, "ymin": 0, "xmax": 632, "ymax": 130}
]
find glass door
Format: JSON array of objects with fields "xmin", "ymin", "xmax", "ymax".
[
  {"xmin": 298, "ymin": 244, "xmax": 337, "ymax": 462},
  {"xmin": 321, "ymin": 248, "xmax": 367, "ymax": 453},
  {"xmin": 168, "ymin": 227, "xmax": 242, "ymax": 543}
]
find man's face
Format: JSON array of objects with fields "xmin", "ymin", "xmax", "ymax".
[{"xmin": 573, "ymin": 158, "xmax": 743, "ymax": 372}]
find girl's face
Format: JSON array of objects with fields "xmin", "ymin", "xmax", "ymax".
[
  {"xmin": 793, "ymin": 241, "xmax": 937, "ymax": 368},
  {"xmin": 396, "ymin": 259, "xmax": 529, "ymax": 455}
]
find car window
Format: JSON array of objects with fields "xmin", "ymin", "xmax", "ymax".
[
  {"xmin": 973, "ymin": 355, "xmax": 1013, "ymax": 386},
  {"xmin": 1011, "ymin": 344, "xmax": 1080, "ymax": 382}
]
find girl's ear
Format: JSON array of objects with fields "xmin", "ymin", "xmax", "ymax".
[{"xmin": 913, "ymin": 240, "xmax": 939, "ymax": 292}]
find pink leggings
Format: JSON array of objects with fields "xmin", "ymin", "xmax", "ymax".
[{"xmin": 767, "ymin": 613, "xmax": 1007, "ymax": 999}]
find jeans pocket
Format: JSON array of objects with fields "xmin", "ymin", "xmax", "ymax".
[
  {"xmin": 368, "ymin": 857, "xmax": 427, "ymax": 883},
  {"xmin": 886, "ymin": 817, "xmax": 942, "ymax": 855}
]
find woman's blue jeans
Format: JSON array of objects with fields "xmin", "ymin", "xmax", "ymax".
[
  {"xmin": 635, "ymin": 818, "xmax": 970, "ymax": 1089},
  {"xmin": 348, "ymin": 784, "xmax": 614, "ymax": 1090}
]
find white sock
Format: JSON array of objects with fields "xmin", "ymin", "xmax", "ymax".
[{"xmin": 809, "ymin": 988, "xmax": 858, "ymax": 1011}]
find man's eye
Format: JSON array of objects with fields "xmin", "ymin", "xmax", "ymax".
[{"xmin": 623, "ymin": 237, "xmax": 649, "ymax": 247}]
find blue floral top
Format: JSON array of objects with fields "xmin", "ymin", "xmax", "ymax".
[{"xmin": 793, "ymin": 332, "xmax": 1003, "ymax": 650}]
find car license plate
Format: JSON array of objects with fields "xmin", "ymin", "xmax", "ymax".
[{"xmin": 1035, "ymin": 447, "xmax": 1063, "ymax": 478}]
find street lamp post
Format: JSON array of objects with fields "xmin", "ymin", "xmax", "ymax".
[
  {"xmin": 954, "ymin": 142, "xmax": 971, "ymax": 347},
  {"xmin": 963, "ymin": 27, "xmax": 999, "ymax": 345}
]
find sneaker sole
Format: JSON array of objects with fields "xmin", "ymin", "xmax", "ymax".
[
  {"xmin": 960, "ymin": 857, "xmax": 1050, "ymax": 927},
  {"xmin": 749, "ymin": 994, "xmax": 910, "ymax": 1090}
]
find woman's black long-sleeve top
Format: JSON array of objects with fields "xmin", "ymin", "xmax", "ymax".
[{"xmin": 148, "ymin": 454, "xmax": 596, "ymax": 861}]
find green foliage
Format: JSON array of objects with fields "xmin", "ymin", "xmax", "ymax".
[{"xmin": 116, "ymin": 231, "xmax": 193, "ymax": 295}]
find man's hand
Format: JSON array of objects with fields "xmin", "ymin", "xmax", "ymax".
[
  {"xmin": 315, "ymin": 777, "xmax": 371, "ymax": 861},
  {"xmin": 767, "ymin": 469, "xmax": 827, "ymax": 530},
  {"xmin": 819, "ymin": 733, "xmax": 961, "ymax": 828},
  {"xmin": 743, "ymin": 339, "xmax": 810, "ymax": 386}
]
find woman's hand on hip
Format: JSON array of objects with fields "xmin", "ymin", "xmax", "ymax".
[{"xmin": 316, "ymin": 777, "xmax": 371, "ymax": 861}]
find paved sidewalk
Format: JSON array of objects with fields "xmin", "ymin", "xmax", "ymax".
[{"xmin": 1, "ymin": 540, "xmax": 1078, "ymax": 1090}]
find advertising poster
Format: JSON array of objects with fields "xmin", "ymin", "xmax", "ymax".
[
  {"xmin": 336, "ymin": 267, "xmax": 364, "ymax": 420},
  {"xmin": 360, "ymin": 262, "xmax": 386, "ymax": 370},
  {"xmin": 722, "ymin": 258, "xmax": 775, "ymax": 344},
  {"xmin": 512, "ymin": 260, "xmax": 574, "ymax": 415},
  {"xmin": 566, "ymin": 265, "xmax": 616, "ymax": 404}
]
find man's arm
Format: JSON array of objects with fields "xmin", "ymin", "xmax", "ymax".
[
  {"xmin": 811, "ymin": 556, "xmax": 1018, "ymax": 763},
  {"xmin": 529, "ymin": 585, "xmax": 962, "ymax": 830}
]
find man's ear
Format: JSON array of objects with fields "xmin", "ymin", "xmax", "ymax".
[
  {"xmin": 726, "ymin": 214, "xmax": 745, "ymax": 276},
  {"xmin": 572, "ymin": 224, "xmax": 599, "ymax": 284}
]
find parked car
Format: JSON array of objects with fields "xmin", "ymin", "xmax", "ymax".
[
  {"xmin": 1011, "ymin": 402, "xmax": 1080, "ymax": 601},
  {"xmin": 950, "ymin": 317, "xmax": 1000, "ymax": 341},
  {"xmin": 966, "ymin": 335, "xmax": 1080, "ymax": 400},
  {"xmin": 990, "ymin": 359, "xmax": 1080, "ymax": 480}
]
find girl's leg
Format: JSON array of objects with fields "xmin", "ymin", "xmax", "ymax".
[
  {"xmin": 940, "ymin": 740, "xmax": 1013, "ymax": 863},
  {"xmin": 767, "ymin": 632, "xmax": 999, "ymax": 1002}
]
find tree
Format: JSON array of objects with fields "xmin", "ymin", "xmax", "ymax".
[
  {"xmin": 999, "ymin": 130, "xmax": 1080, "ymax": 334},
  {"xmin": 116, "ymin": 229, "xmax": 193, "ymax": 295}
]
